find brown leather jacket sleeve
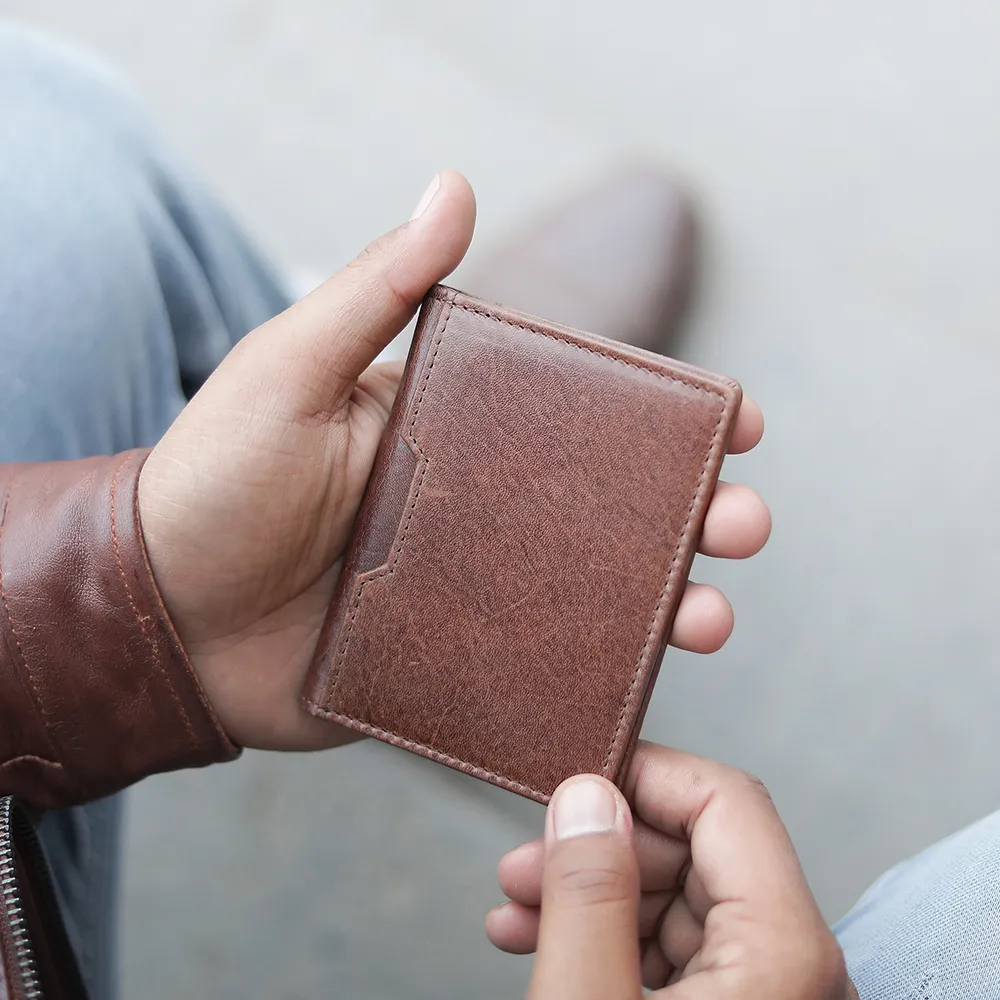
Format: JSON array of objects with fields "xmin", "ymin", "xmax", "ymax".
[{"xmin": 0, "ymin": 450, "xmax": 238, "ymax": 808}]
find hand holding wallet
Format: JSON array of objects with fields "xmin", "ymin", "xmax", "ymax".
[{"xmin": 303, "ymin": 286, "xmax": 741, "ymax": 803}]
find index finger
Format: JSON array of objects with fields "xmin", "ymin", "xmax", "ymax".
[{"xmin": 623, "ymin": 742, "xmax": 812, "ymax": 914}]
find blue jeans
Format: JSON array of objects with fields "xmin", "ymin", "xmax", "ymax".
[
  {"xmin": 1, "ymin": 21, "xmax": 998, "ymax": 1000},
  {"xmin": 0, "ymin": 24, "xmax": 289, "ymax": 999},
  {"xmin": 834, "ymin": 810, "xmax": 1000, "ymax": 999}
]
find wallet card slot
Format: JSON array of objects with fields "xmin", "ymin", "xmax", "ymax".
[{"xmin": 352, "ymin": 433, "xmax": 421, "ymax": 577}]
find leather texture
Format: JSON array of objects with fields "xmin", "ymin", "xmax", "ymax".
[
  {"xmin": 303, "ymin": 286, "xmax": 741, "ymax": 803},
  {"xmin": 462, "ymin": 165, "xmax": 696, "ymax": 356},
  {"xmin": 0, "ymin": 450, "xmax": 237, "ymax": 810}
]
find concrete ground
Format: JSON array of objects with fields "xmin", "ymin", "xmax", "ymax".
[{"xmin": 6, "ymin": 2, "xmax": 1000, "ymax": 997}]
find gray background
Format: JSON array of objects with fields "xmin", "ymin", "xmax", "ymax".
[{"xmin": 4, "ymin": 2, "xmax": 1000, "ymax": 997}]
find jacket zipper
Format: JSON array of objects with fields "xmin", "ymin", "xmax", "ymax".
[{"xmin": 0, "ymin": 795, "xmax": 42, "ymax": 999}]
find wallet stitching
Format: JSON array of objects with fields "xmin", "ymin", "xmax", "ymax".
[
  {"xmin": 323, "ymin": 297, "xmax": 454, "ymax": 712},
  {"xmin": 309, "ymin": 706, "xmax": 547, "ymax": 801},
  {"xmin": 111, "ymin": 454, "xmax": 198, "ymax": 749},
  {"xmin": 600, "ymin": 399, "xmax": 729, "ymax": 778},
  {"xmin": 451, "ymin": 298, "xmax": 726, "ymax": 397},
  {"xmin": 325, "ymin": 291, "xmax": 731, "ymax": 799}
]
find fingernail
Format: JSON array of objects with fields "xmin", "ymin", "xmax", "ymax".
[
  {"xmin": 409, "ymin": 174, "xmax": 441, "ymax": 220},
  {"xmin": 553, "ymin": 779, "xmax": 617, "ymax": 839}
]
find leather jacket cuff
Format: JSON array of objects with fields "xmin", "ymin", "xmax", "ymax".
[{"xmin": 0, "ymin": 450, "xmax": 238, "ymax": 808}]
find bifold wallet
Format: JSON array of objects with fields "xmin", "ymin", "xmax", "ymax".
[{"xmin": 302, "ymin": 285, "xmax": 742, "ymax": 803}]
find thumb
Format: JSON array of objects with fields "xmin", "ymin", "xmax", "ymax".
[
  {"xmin": 229, "ymin": 170, "xmax": 476, "ymax": 417},
  {"xmin": 528, "ymin": 776, "xmax": 643, "ymax": 1000}
]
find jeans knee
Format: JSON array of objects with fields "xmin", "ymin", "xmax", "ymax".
[
  {"xmin": 837, "ymin": 810, "xmax": 1000, "ymax": 999},
  {"xmin": 0, "ymin": 26, "xmax": 284, "ymax": 461}
]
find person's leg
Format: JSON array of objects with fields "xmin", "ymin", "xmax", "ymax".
[
  {"xmin": 835, "ymin": 810, "xmax": 1000, "ymax": 999},
  {"xmin": 0, "ymin": 23, "xmax": 291, "ymax": 998}
]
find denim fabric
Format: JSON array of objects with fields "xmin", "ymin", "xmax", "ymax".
[
  {"xmin": 0, "ymin": 23, "xmax": 289, "ymax": 998},
  {"xmin": 835, "ymin": 809, "xmax": 1000, "ymax": 999}
]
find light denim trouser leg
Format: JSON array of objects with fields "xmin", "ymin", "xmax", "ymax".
[
  {"xmin": 0, "ymin": 24, "xmax": 290, "ymax": 999},
  {"xmin": 835, "ymin": 809, "xmax": 1000, "ymax": 999}
]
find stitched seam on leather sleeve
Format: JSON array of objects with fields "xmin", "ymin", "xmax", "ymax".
[
  {"xmin": 324, "ymin": 297, "xmax": 454, "ymax": 711},
  {"xmin": 0, "ymin": 475, "xmax": 63, "ymax": 762},
  {"xmin": 0, "ymin": 755, "xmax": 64, "ymax": 772},
  {"xmin": 324, "ymin": 295, "xmax": 730, "ymax": 800},
  {"xmin": 110, "ymin": 456, "xmax": 198, "ymax": 746}
]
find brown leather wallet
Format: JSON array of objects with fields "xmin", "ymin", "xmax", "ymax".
[{"xmin": 302, "ymin": 286, "xmax": 741, "ymax": 803}]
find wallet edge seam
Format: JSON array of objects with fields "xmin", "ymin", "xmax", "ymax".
[
  {"xmin": 600, "ymin": 392, "xmax": 733, "ymax": 780},
  {"xmin": 450, "ymin": 293, "xmax": 734, "ymax": 398},
  {"xmin": 307, "ymin": 706, "xmax": 551, "ymax": 805}
]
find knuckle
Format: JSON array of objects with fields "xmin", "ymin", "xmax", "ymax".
[
  {"xmin": 623, "ymin": 743, "xmax": 653, "ymax": 800},
  {"xmin": 349, "ymin": 234, "xmax": 392, "ymax": 269},
  {"xmin": 346, "ymin": 235, "xmax": 414, "ymax": 313},
  {"xmin": 552, "ymin": 858, "xmax": 635, "ymax": 909},
  {"xmin": 734, "ymin": 770, "xmax": 775, "ymax": 806}
]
